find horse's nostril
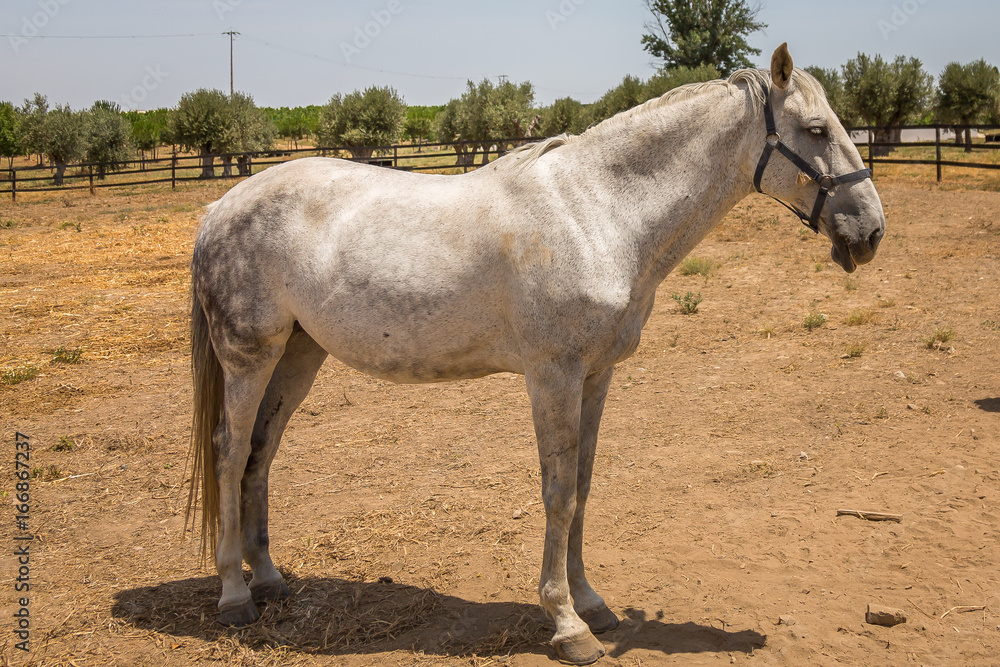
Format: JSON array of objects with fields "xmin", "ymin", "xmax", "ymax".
[{"xmin": 868, "ymin": 227, "xmax": 884, "ymax": 249}]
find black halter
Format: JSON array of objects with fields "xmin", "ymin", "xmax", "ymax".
[{"xmin": 753, "ymin": 83, "xmax": 872, "ymax": 233}]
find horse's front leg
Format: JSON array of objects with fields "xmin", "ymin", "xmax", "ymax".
[
  {"xmin": 526, "ymin": 363, "xmax": 606, "ymax": 665},
  {"xmin": 569, "ymin": 367, "xmax": 619, "ymax": 634}
]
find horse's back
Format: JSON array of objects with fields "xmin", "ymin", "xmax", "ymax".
[{"xmin": 193, "ymin": 158, "xmax": 524, "ymax": 381}]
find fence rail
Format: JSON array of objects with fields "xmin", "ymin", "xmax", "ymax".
[{"xmin": 3, "ymin": 125, "xmax": 999, "ymax": 201}]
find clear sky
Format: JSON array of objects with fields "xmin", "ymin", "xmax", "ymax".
[{"xmin": 1, "ymin": 0, "xmax": 997, "ymax": 111}]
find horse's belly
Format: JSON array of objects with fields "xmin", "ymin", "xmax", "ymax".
[{"xmin": 299, "ymin": 307, "xmax": 521, "ymax": 384}]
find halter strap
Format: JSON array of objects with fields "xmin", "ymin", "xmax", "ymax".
[{"xmin": 753, "ymin": 82, "xmax": 872, "ymax": 233}]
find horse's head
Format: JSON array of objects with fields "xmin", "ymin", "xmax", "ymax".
[{"xmin": 754, "ymin": 44, "xmax": 885, "ymax": 273}]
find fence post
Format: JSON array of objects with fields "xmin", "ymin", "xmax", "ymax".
[
  {"xmin": 171, "ymin": 153, "xmax": 176, "ymax": 189},
  {"xmin": 10, "ymin": 168, "xmax": 15, "ymax": 202},
  {"xmin": 935, "ymin": 126, "xmax": 942, "ymax": 183},
  {"xmin": 867, "ymin": 130, "xmax": 874, "ymax": 176},
  {"xmin": 88, "ymin": 165, "xmax": 95, "ymax": 195}
]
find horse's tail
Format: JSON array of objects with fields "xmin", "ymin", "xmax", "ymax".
[{"xmin": 185, "ymin": 287, "xmax": 222, "ymax": 564}]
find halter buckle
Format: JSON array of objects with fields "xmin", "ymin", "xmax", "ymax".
[
  {"xmin": 766, "ymin": 133, "xmax": 781, "ymax": 147},
  {"xmin": 817, "ymin": 174, "xmax": 835, "ymax": 190}
]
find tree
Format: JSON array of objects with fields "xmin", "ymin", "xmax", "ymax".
[
  {"xmin": 641, "ymin": 0, "xmax": 766, "ymax": 75},
  {"xmin": 86, "ymin": 101, "xmax": 133, "ymax": 179},
  {"xmin": 803, "ymin": 66, "xmax": 854, "ymax": 124},
  {"xmin": 403, "ymin": 115, "xmax": 433, "ymax": 151},
  {"xmin": 540, "ymin": 97, "xmax": 586, "ymax": 136},
  {"xmin": 645, "ymin": 63, "xmax": 720, "ymax": 98},
  {"xmin": 590, "ymin": 75, "xmax": 647, "ymax": 124},
  {"xmin": 0, "ymin": 102, "xmax": 24, "ymax": 169},
  {"xmin": 843, "ymin": 53, "xmax": 934, "ymax": 155},
  {"xmin": 170, "ymin": 89, "xmax": 230, "ymax": 178},
  {"xmin": 19, "ymin": 93, "xmax": 48, "ymax": 165},
  {"xmin": 127, "ymin": 108, "xmax": 169, "ymax": 164},
  {"xmin": 437, "ymin": 78, "xmax": 537, "ymax": 166},
  {"xmin": 219, "ymin": 92, "xmax": 275, "ymax": 176},
  {"xmin": 481, "ymin": 79, "xmax": 537, "ymax": 150},
  {"xmin": 936, "ymin": 59, "xmax": 1000, "ymax": 151},
  {"xmin": 42, "ymin": 105, "xmax": 89, "ymax": 185},
  {"xmin": 317, "ymin": 86, "xmax": 406, "ymax": 159}
]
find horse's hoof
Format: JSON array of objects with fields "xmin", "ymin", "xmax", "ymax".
[
  {"xmin": 218, "ymin": 599, "xmax": 260, "ymax": 626},
  {"xmin": 251, "ymin": 580, "xmax": 291, "ymax": 603},
  {"xmin": 579, "ymin": 605, "xmax": 620, "ymax": 634},
  {"xmin": 553, "ymin": 630, "xmax": 605, "ymax": 665}
]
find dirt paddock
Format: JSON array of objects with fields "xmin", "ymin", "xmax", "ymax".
[{"xmin": 2, "ymin": 171, "xmax": 999, "ymax": 666}]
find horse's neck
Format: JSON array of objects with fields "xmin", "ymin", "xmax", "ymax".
[{"xmin": 571, "ymin": 86, "xmax": 759, "ymax": 293}]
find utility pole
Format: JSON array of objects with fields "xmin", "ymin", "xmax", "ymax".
[{"xmin": 223, "ymin": 30, "xmax": 240, "ymax": 95}]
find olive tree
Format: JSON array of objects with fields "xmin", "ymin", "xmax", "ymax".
[
  {"xmin": 842, "ymin": 53, "xmax": 934, "ymax": 155},
  {"xmin": 316, "ymin": 86, "xmax": 406, "ymax": 159},
  {"xmin": 42, "ymin": 105, "xmax": 89, "ymax": 185},
  {"xmin": 19, "ymin": 93, "xmax": 48, "ymax": 165},
  {"xmin": 86, "ymin": 101, "xmax": 134, "ymax": 179},
  {"xmin": 0, "ymin": 102, "xmax": 24, "ymax": 169},
  {"xmin": 936, "ymin": 59, "xmax": 1000, "ymax": 151},
  {"xmin": 170, "ymin": 89, "xmax": 231, "ymax": 178},
  {"xmin": 218, "ymin": 92, "xmax": 275, "ymax": 176}
]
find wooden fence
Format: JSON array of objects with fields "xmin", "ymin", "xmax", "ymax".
[
  {"xmin": 2, "ymin": 125, "xmax": 999, "ymax": 201},
  {"xmin": 854, "ymin": 124, "xmax": 1000, "ymax": 182},
  {"xmin": 0, "ymin": 138, "xmax": 532, "ymax": 202}
]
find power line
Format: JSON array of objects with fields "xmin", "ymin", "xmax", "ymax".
[
  {"xmin": 0, "ymin": 30, "xmax": 601, "ymax": 97},
  {"xmin": 0, "ymin": 32, "xmax": 219, "ymax": 39}
]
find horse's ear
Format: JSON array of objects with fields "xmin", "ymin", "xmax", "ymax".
[{"xmin": 771, "ymin": 43, "xmax": 794, "ymax": 90}]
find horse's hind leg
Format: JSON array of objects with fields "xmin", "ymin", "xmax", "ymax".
[
  {"xmin": 568, "ymin": 367, "xmax": 619, "ymax": 634},
  {"xmin": 241, "ymin": 327, "xmax": 328, "ymax": 603},
  {"xmin": 214, "ymin": 344, "xmax": 285, "ymax": 626}
]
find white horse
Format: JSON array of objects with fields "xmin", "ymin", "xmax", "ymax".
[{"xmin": 187, "ymin": 45, "xmax": 884, "ymax": 664}]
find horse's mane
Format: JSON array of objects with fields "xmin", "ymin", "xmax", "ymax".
[{"xmin": 499, "ymin": 68, "xmax": 828, "ymax": 172}]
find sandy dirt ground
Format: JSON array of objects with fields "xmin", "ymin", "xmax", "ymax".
[{"xmin": 1, "ymin": 172, "xmax": 999, "ymax": 667}]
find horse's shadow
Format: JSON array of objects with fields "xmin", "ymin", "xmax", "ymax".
[
  {"xmin": 975, "ymin": 398, "xmax": 1000, "ymax": 413},
  {"xmin": 111, "ymin": 574, "xmax": 766, "ymax": 660}
]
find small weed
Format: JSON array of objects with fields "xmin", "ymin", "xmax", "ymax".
[
  {"xmin": 670, "ymin": 291, "xmax": 703, "ymax": 314},
  {"xmin": 798, "ymin": 228, "xmax": 812, "ymax": 240},
  {"xmin": 877, "ymin": 298, "xmax": 896, "ymax": 308},
  {"xmin": 844, "ymin": 278, "xmax": 859, "ymax": 291},
  {"xmin": 678, "ymin": 257, "xmax": 719, "ymax": 278},
  {"xmin": 814, "ymin": 262, "xmax": 823, "ymax": 272},
  {"xmin": 0, "ymin": 220, "xmax": 14, "ymax": 229},
  {"xmin": 874, "ymin": 406, "xmax": 889, "ymax": 420},
  {"xmin": 803, "ymin": 312, "xmax": 827, "ymax": 331},
  {"xmin": 32, "ymin": 464, "xmax": 62, "ymax": 481},
  {"xmin": 983, "ymin": 319, "xmax": 1000, "ymax": 331},
  {"xmin": 845, "ymin": 343, "xmax": 866, "ymax": 358},
  {"xmin": 52, "ymin": 436, "xmax": 75, "ymax": 452},
  {"xmin": 845, "ymin": 308, "xmax": 880, "ymax": 326},
  {"xmin": 1, "ymin": 365, "xmax": 39, "ymax": 386},
  {"xmin": 746, "ymin": 460, "xmax": 777, "ymax": 476},
  {"xmin": 924, "ymin": 328, "xmax": 955, "ymax": 350},
  {"xmin": 130, "ymin": 224, "xmax": 148, "ymax": 236},
  {"xmin": 61, "ymin": 196, "xmax": 74, "ymax": 208},
  {"xmin": 58, "ymin": 221, "xmax": 76, "ymax": 230},
  {"xmin": 758, "ymin": 323, "xmax": 777, "ymax": 339},
  {"xmin": 51, "ymin": 346, "xmax": 84, "ymax": 364},
  {"xmin": 668, "ymin": 332, "xmax": 680, "ymax": 348}
]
